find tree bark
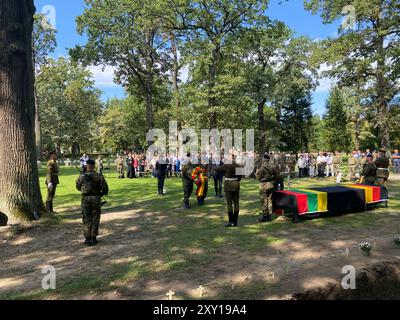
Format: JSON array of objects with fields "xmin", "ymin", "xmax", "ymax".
[
  {"xmin": 0, "ymin": 0, "xmax": 45, "ymax": 223},
  {"xmin": 208, "ymin": 45, "xmax": 219, "ymax": 129},
  {"xmin": 258, "ymin": 98, "xmax": 267, "ymax": 157},
  {"xmin": 34, "ymin": 85, "xmax": 42, "ymax": 160},
  {"xmin": 144, "ymin": 32, "xmax": 154, "ymax": 134},
  {"xmin": 170, "ymin": 32, "xmax": 180, "ymax": 109},
  {"xmin": 71, "ymin": 142, "xmax": 80, "ymax": 157},
  {"xmin": 375, "ymin": 34, "xmax": 390, "ymax": 150}
]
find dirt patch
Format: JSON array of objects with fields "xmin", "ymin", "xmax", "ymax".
[
  {"xmin": 293, "ymin": 261, "xmax": 400, "ymax": 300},
  {"xmin": 1, "ymin": 175, "xmax": 400, "ymax": 299}
]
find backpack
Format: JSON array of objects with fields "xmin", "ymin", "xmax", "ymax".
[{"xmin": 80, "ymin": 173, "xmax": 96, "ymax": 195}]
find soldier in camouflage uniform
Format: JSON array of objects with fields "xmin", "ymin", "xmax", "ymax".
[
  {"xmin": 256, "ymin": 154, "xmax": 281, "ymax": 223},
  {"xmin": 45, "ymin": 150, "xmax": 59, "ymax": 214},
  {"xmin": 115, "ymin": 155, "xmax": 125, "ymax": 179},
  {"xmin": 348, "ymin": 151, "xmax": 358, "ymax": 181},
  {"xmin": 182, "ymin": 153, "xmax": 194, "ymax": 209},
  {"xmin": 361, "ymin": 154, "xmax": 377, "ymax": 185},
  {"xmin": 76, "ymin": 159, "xmax": 109, "ymax": 246},
  {"xmin": 332, "ymin": 151, "xmax": 342, "ymax": 177},
  {"xmin": 287, "ymin": 154, "xmax": 296, "ymax": 178},
  {"xmin": 374, "ymin": 149, "xmax": 390, "ymax": 189}
]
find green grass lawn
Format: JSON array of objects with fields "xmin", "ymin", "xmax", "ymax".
[{"xmin": 2, "ymin": 166, "xmax": 399, "ymax": 300}]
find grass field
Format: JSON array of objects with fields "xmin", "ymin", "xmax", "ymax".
[{"xmin": 0, "ymin": 166, "xmax": 399, "ymax": 300}]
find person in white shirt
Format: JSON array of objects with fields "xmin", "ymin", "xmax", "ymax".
[
  {"xmin": 325, "ymin": 153, "xmax": 334, "ymax": 177},
  {"xmin": 297, "ymin": 154, "xmax": 306, "ymax": 178},
  {"xmin": 316, "ymin": 152, "xmax": 327, "ymax": 177}
]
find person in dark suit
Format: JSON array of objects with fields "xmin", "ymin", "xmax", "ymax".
[
  {"xmin": 126, "ymin": 153, "xmax": 134, "ymax": 179},
  {"xmin": 156, "ymin": 155, "xmax": 168, "ymax": 195}
]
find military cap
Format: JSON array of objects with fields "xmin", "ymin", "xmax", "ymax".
[
  {"xmin": 366, "ymin": 153, "xmax": 373, "ymax": 158},
  {"xmin": 49, "ymin": 150, "xmax": 57, "ymax": 155},
  {"xmin": 86, "ymin": 159, "xmax": 96, "ymax": 165}
]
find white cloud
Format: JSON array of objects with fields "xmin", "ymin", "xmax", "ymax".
[
  {"xmin": 314, "ymin": 63, "xmax": 336, "ymax": 93},
  {"xmin": 315, "ymin": 77, "xmax": 336, "ymax": 93},
  {"xmin": 180, "ymin": 65, "xmax": 190, "ymax": 83},
  {"xmin": 88, "ymin": 65, "xmax": 118, "ymax": 87}
]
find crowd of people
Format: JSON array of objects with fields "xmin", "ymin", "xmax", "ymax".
[
  {"xmin": 77, "ymin": 149, "xmax": 400, "ymax": 182},
  {"xmin": 48, "ymin": 147, "xmax": 397, "ymax": 246}
]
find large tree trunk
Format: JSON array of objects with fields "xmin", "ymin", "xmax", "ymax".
[
  {"xmin": 208, "ymin": 45, "xmax": 219, "ymax": 128},
  {"xmin": 170, "ymin": 32, "xmax": 180, "ymax": 109},
  {"xmin": 258, "ymin": 98, "xmax": 267, "ymax": 157},
  {"xmin": 375, "ymin": 35, "xmax": 390, "ymax": 150},
  {"xmin": 34, "ymin": 85, "xmax": 42, "ymax": 160},
  {"xmin": 71, "ymin": 142, "xmax": 80, "ymax": 158},
  {"xmin": 0, "ymin": 0, "xmax": 45, "ymax": 223},
  {"xmin": 144, "ymin": 32, "xmax": 154, "ymax": 134}
]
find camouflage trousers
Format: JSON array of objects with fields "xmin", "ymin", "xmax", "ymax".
[
  {"xmin": 117, "ymin": 166, "xmax": 124, "ymax": 178},
  {"xmin": 81, "ymin": 195, "xmax": 102, "ymax": 238},
  {"xmin": 183, "ymin": 180, "xmax": 193, "ymax": 205},
  {"xmin": 375, "ymin": 177, "xmax": 388, "ymax": 189},
  {"xmin": 260, "ymin": 182, "xmax": 274, "ymax": 216},
  {"xmin": 348, "ymin": 166, "xmax": 357, "ymax": 180}
]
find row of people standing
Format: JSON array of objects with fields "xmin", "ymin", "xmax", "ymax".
[
  {"xmin": 115, "ymin": 153, "xmax": 182, "ymax": 179},
  {"xmin": 288, "ymin": 152, "xmax": 342, "ymax": 178}
]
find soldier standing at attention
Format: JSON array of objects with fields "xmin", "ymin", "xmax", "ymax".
[
  {"xmin": 333, "ymin": 151, "xmax": 342, "ymax": 178},
  {"xmin": 256, "ymin": 154, "xmax": 280, "ymax": 223},
  {"xmin": 361, "ymin": 154, "xmax": 377, "ymax": 185},
  {"xmin": 45, "ymin": 150, "xmax": 59, "ymax": 214},
  {"xmin": 374, "ymin": 149, "xmax": 390, "ymax": 188},
  {"xmin": 348, "ymin": 150, "xmax": 357, "ymax": 181},
  {"xmin": 115, "ymin": 155, "xmax": 125, "ymax": 179},
  {"xmin": 181, "ymin": 153, "xmax": 194, "ymax": 209},
  {"xmin": 96, "ymin": 156, "xmax": 104, "ymax": 175},
  {"xmin": 215, "ymin": 150, "xmax": 243, "ymax": 227},
  {"xmin": 287, "ymin": 154, "xmax": 296, "ymax": 178},
  {"xmin": 76, "ymin": 159, "xmax": 109, "ymax": 246},
  {"xmin": 392, "ymin": 149, "xmax": 400, "ymax": 174}
]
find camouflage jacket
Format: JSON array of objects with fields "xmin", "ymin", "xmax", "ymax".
[
  {"xmin": 46, "ymin": 160, "xmax": 59, "ymax": 185},
  {"xmin": 256, "ymin": 161, "xmax": 280, "ymax": 183},
  {"xmin": 76, "ymin": 171, "xmax": 109, "ymax": 197}
]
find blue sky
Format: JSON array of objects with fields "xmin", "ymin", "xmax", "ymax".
[{"xmin": 34, "ymin": 0, "xmax": 341, "ymax": 115}]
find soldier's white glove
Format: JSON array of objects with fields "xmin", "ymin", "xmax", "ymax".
[{"xmin": 48, "ymin": 183, "xmax": 53, "ymax": 188}]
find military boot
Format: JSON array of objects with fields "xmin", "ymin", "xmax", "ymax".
[
  {"xmin": 258, "ymin": 214, "xmax": 272, "ymax": 223},
  {"xmin": 233, "ymin": 211, "xmax": 239, "ymax": 227},
  {"xmin": 84, "ymin": 237, "xmax": 90, "ymax": 246},
  {"xmin": 184, "ymin": 203, "xmax": 190, "ymax": 209},
  {"xmin": 91, "ymin": 237, "xmax": 98, "ymax": 246},
  {"xmin": 225, "ymin": 212, "xmax": 234, "ymax": 227}
]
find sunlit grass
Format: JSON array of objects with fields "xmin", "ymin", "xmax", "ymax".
[{"xmin": 3, "ymin": 166, "xmax": 398, "ymax": 299}]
